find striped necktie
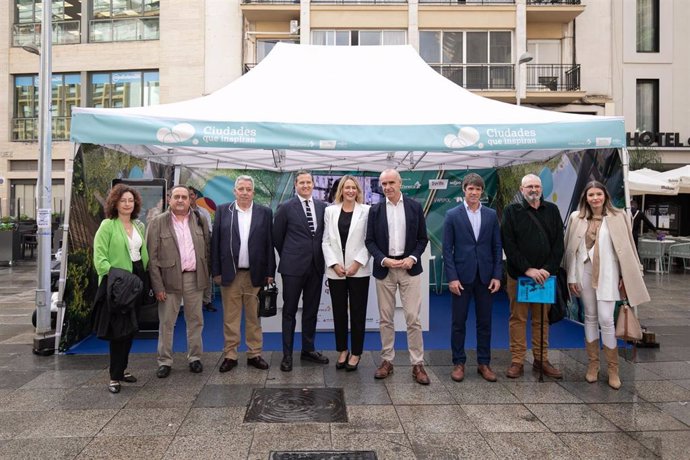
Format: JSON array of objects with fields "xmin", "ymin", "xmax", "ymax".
[{"xmin": 304, "ymin": 199, "xmax": 315, "ymax": 236}]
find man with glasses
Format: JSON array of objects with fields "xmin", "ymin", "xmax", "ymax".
[{"xmin": 501, "ymin": 174, "xmax": 564, "ymax": 379}]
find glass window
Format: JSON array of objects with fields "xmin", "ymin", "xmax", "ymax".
[
  {"xmin": 489, "ymin": 31, "xmax": 511, "ymax": 63},
  {"xmin": 89, "ymin": 0, "xmax": 159, "ymax": 42},
  {"xmin": 89, "ymin": 70, "xmax": 159, "ymax": 108},
  {"xmin": 637, "ymin": 0, "xmax": 659, "ymax": 53},
  {"xmin": 443, "ymin": 32, "xmax": 463, "ymax": 64},
  {"xmin": 466, "ymin": 32, "xmax": 488, "ymax": 64},
  {"xmin": 13, "ymin": 1, "xmax": 82, "ymax": 46},
  {"xmin": 636, "ymin": 79, "xmax": 659, "ymax": 133},
  {"xmin": 419, "ymin": 31, "xmax": 440, "ymax": 63},
  {"xmin": 12, "ymin": 73, "xmax": 80, "ymax": 141},
  {"xmin": 311, "ymin": 30, "xmax": 404, "ymax": 46}
]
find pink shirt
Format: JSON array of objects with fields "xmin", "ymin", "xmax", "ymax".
[{"xmin": 171, "ymin": 212, "xmax": 196, "ymax": 272}]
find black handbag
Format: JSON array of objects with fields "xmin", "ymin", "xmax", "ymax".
[
  {"xmin": 257, "ymin": 281, "xmax": 278, "ymax": 318},
  {"xmin": 524, "ymin": 210, "xmax": 569, "ymax": 324}
]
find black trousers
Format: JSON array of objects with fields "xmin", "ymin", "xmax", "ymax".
[
  {"xmin": 109, "ymin": 335, "xmax": 134, "ymax": 380},
  {"xmin": 281, "ymin": 270, "xmax": 323, "ymax": 355},
  {"xmin": 329, "ymin": 276, "xmax": 370, "ymax": 356},
  {"xmin": 109, "ymin": 260, "xmax": 145, "ymax": 380}
]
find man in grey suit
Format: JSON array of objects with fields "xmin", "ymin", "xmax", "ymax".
[
  {"xmin": 147, "ymin": 184, "xmax": 211, "ymax": 378},
  {"xmin": 273, "ymin": 170, "xmax": 329, "ymax": 372},
  {"xmin": 211, "ymin": 175, "xmax": 275, "ymax": 372}
]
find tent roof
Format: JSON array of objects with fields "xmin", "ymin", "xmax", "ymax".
[
  {"xmin": 628, "ymin": 170, "xmax": 679, "ymax": 195},
  {"xmin": 71, "ymin": 43, "xmax": 625, "ymax": 171}
]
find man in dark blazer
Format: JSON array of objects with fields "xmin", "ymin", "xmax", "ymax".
[
  {"xmin": 147, "ymin": 184, "xmax": 211, "ymax": 378},
  {"xmin": 443, "ymin": 173, "xmax": 502, "ymax": 383},
  {"xmin": 273, "ymin": 170, "xmax": 329, "ymax": 372},
  {"xmin": 211, "ymin": 175, "xmax": 276, "ymax": 373},
  {"xmin": 365, "ymin": 169, "xmax": 430, "ymax": 385}
]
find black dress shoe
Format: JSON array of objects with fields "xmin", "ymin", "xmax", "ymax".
[
  {"xmin": 247, "ymin": 356, "xmax": 270, "ymax": 370},
  {"xmin": 122, "ymin": 372, "xmax": 137, "ymax": 383},
  {"xmin": 219, "ymin": 358, "xmax": 238, "ymax": 373},
  {"xmin": 189, "ymin": 360, "xmax": 203, "ymax": 373},
  {"xmin": 108, "ymin": 380, "xmax": 121, "ymax": 394},
  {"xmin": 335, "ymin": 353, "xmax": 349, "ymax": 370},
  {"xmin": 156, "ymin": 365, "xmax": 171, "ymax": 378},
  {"xmin": 345, "ymin": 355, "xmax": 360, "ymax": 372},
  {"xmin": 301, "ymin": 351, "xmax": 329, "ymax": 364},
  {"xmin": 203, "ymin": 303, "xmax": 217, "ymax": 312},
  {"xmin": 280, "ymin": 355, "xmax": 293, "ymax": 372}
]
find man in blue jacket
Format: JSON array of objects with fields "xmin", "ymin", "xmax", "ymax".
[{"xmin": 443, "ymin": 173, "xmax": 502, "ymax": 383}]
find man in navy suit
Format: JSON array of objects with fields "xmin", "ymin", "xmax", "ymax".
[
  {"xmin": 365, "ymin": 169, "xmax": 430, "ymax": 385},
  {"xmin": 273, "ymin": 170, "xmax": 329, "ymax": 372},
  {"xmin": 443, "ymin": 173, "xmax": 502, "ymax": 383},
  {"xmin": 211, "ymin": 175, "xmax": 276, "ymax": 372}
]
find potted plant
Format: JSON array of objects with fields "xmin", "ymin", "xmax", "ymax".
[{"xmin": 0, "ymin": 217, "xmax": 21, "ymax": 265}]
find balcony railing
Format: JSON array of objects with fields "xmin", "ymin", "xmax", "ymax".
[
  {"xmin": 420, "ymin": 0, "xmax": 514, "ymax": 4},
  {"xmin": 527, "ymin": 0, "xmax": 581, "ymax": 5},
  {"xmin": 12, "ymin": 117, "xmax": 71, "ymax": 142},
  {"xmin": 89, "ymin": 17, "xmax": 160, "ymax": 42},
  {"xmin": 430, "ymin": 64, "xmax": 514, "ymax": 90},
  {"xmin": 12, "ymin": 20, "xmax": 80, "ymax": 46},
  {"xmin": 525, "ymin": 64, "xmax": 580, "ymax": 91}
]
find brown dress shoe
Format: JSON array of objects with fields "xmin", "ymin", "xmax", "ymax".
[
  {"xmin": 532, "ymin": 359, "xmax": 563, "ymax": 379},
  {"xmin": 374, "ymin": 360, "xmax": 394, "ymax": 379},
  {"xmin": 451, "ymin": 364, "xmax": 465, "ymax": 382},
  {"xmin": 506, "ymin": 362, "xmax": 524, "ymax": 378},
  {"xmin": 477, "ymin": 364, "xmax": 498, "ymax": 382},
  {"xmin": 412, "ymin": 364, "xmax": 430, "ymax": 385}
]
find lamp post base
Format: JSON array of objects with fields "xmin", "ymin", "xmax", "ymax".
[{"xmin": 32, "ymin": 334, "xmax": 56, "ymax": 356}]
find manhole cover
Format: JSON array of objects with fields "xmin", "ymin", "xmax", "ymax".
[
  {"xmin": 270, "ymin": 452, "xmax": 377, "ymax": 460},
  {"xmin": 245, "ymin": 388, "xmax": 347, "ymax": 423}
]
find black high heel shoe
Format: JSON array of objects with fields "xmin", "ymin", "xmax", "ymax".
[
  {"xmin": 336, "ymin": 353, "xmax": 350, "ymax": 370},
  {"xmin": 345, "ymin": 355, "xmax": 360, "ymax": 372}
]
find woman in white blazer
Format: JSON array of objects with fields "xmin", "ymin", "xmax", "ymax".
[
  {"xmin": 322, "ymin": 175, "xmax": 371, "ymax": 371},
  {"xmin": 563, "ymin": 181, "xmax": 650, "ymax": 390}
]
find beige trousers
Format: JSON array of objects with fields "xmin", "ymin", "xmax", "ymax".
[
  {"xmin": 506, "ymin": 275, "xmax": 550, "ymax": 363},
  {"xmin": 221, "ymin": 270, "xmax": 263, "ymax": 360},
  {"xmin": 157, "ymin": 271, "xmax": 204, "ymax": 366},
  {"xmin": 375, "ymin": 268, "xmax": 424, "ymax": 365}
]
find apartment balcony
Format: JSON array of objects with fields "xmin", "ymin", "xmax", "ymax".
[
  {"xmin": 12, "ymin": 20, "xmax": 81, "ymax": 47},
  {"xmin": 12, "ymin": 117, "xmax": 71, "ymax": 142},
  {"xmin": 89, "ymin": 17, "xmax": 160, "ymax": 42},
  {"xmin": 430, "ymin": 63, "xmax": 584, "ymax": 103},
  {"xmin": 241, "ymin": 0, "xmax": 300, "ymax": 22},
  {"xmin": 418, "ymin": 0, "xmax": 514, "ymax": 4},
  {"xmin": 527, "ymin": 0, "xmax": 584, "ymax": 23}
]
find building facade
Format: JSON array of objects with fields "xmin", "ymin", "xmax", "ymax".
[{"xmin": 1, "ymin": 0, "xmax": 686, "ymax": 219}]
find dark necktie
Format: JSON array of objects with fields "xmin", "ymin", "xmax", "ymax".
[{"xmin": 304, "ymin": 200, "xmax": 315, "ymax": 236}]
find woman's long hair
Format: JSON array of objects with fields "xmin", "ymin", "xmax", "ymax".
[
  {"xmin": 104, "ymin": 184, "xmax": 143, "ymax": 219},
  {"xmin": 577, "ymin": 181, "xmax": 618, "ymax": 219},
  {"xmin": 334, "ymin": 175, "xmax": 364, "ymax": 204}
]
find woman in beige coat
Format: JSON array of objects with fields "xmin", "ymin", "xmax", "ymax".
[{"xmin": 563, "ymin": 181, "xmax": 650, "ymax": 389}]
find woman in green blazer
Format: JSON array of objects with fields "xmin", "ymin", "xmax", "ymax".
[{"xmin": 93, "ymin": 184, "xmax": 149, "ymax": 394}]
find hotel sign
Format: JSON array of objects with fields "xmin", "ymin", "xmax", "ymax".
[{"xmin": 626, "ymin": 131, "xmax": 689, "ymax": 147}]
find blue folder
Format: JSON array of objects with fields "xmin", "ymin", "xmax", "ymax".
[{"xmin": 516, "ymin": 276, "xmax": 557, "ymax": 304}]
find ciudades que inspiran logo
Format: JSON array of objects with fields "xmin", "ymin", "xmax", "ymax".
[
  {"xmin": 444, "ymin": 127, "xmax": 480, "ymax": 149},
  {"xmin": 157, "ymin": 123, "xmax": 195, "ymax": 143}
]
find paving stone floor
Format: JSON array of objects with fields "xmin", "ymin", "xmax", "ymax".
[{"xmin": 0, "ymin": 260, "xmax": 688, "ymax": 459}]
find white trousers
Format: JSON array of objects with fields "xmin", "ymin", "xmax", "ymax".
[{"xmin": 580, "ymin": 261, "xmax": 617, "ymax": 349}]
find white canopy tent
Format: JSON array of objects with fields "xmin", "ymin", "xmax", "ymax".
[
  {"xmin": 59, "ymin": 44, "xmax": 632, "ymax": 350},
  {"xmin": 71, "ymin": 43, "xmax": 626, "ymax": 172},
  {"xmin": 655, "ymin": 165, "xmax": 690, "ymax": 193},
  {"xmin": 628, "ymin": 170, "xmax": 679, "ymax": 195}
]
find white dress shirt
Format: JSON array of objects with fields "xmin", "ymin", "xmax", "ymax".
[
  {"xmin": 386, "ymin": 195, "xmax": 406, "ymax": 256},
  {"xmin": 464, "ymin": 201, "xmax": 482, "ymax": 241},
  {"xmin": 237, "ymin": 202, "xmax": 253, "ymax": 269}
]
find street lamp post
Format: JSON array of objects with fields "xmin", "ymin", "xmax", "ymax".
[
  {"xmin": 32, "ymin": 0, "xmax": 55, "ymax": 355},
  {"xmin": 516, "ymin": 52, "xmax": 533, "ymax": 106}
]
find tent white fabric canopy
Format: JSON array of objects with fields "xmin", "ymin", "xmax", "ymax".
[
  {"xmin": 71, "ymin": 43, "xmax": 625, "ymax": 172},
  {"xmin": 655, "ymin": 165, "xmax": 690, "ymax": 193},
  {"xmin": 628, "ymin": 170, "xmax": 679, "ymax": 195}
]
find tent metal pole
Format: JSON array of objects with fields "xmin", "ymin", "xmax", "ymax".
[{"xmin": 54, "ymin": 144, "xmax": 77, "ymax": 351}]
